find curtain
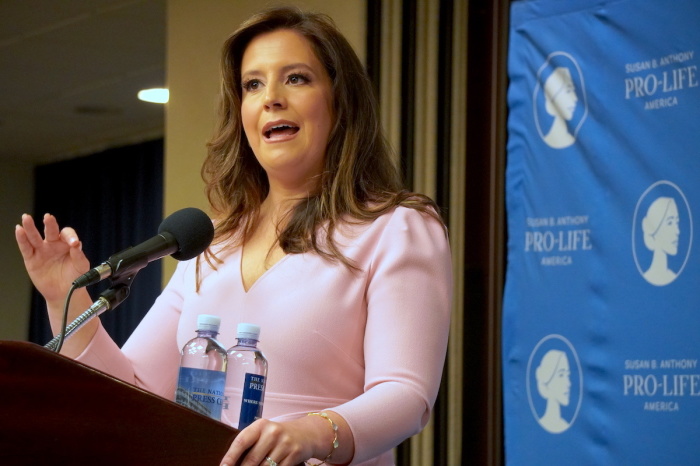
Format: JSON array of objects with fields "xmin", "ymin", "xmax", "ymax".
[
  {"xmin": 368, "ymin": 1, "xmax": 508, "ymax": 464},
  {"xmin": 28, "ymin": 139, "xmax": 164, "ymax": 348}
]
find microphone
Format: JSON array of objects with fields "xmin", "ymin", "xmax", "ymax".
[{"xmin": 73, "ymin": 207, "xmax": 214, "ymax": 288}]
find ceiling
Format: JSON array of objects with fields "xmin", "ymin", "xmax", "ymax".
[{"xmin": 0, "ymin": 0, "xmax": 166, "ymax": 165}]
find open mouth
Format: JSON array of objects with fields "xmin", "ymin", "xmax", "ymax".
[{"xmin": 264, "ymin": 124, "xmax": 300, "ymax": 140}]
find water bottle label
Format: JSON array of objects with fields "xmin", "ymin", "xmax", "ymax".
[
  {"xmin": 238, "ymin": 372, "xmax": 266, "ymax": 429},
  {"xmin": 175, "ymin": 367, "xmax": 226, "ymax": 420}
]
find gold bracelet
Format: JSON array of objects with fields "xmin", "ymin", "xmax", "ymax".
[{"xmin": 305, "ymin": 412, "xmax": 339, "ymax": 466}]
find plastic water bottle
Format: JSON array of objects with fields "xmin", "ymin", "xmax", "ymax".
[
  {"xmin": 222, "ymin": 323, "xmax": 268, "ymax": 429},
  {"xmin": 175, "ymin": 314, "xmax": 227, "ymax": 420}
]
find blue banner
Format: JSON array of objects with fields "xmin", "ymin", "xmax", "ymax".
[{"xmin": 503, "ymin": 0, "xmax": 700, "ymax": 463}]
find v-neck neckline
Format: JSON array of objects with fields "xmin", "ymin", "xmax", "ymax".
[{"xmin": 239, "ymin": 246, "xmax": 290, "ymax": 293}]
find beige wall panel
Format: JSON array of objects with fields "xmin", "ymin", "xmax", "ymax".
[{"xmin": 0, "ymin": 160, "xmax": 34, "ymax": 340}]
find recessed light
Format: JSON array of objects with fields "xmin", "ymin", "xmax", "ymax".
[{"xmin": 138, "ymin": 88, "xmax": 169, "ymax": 104}]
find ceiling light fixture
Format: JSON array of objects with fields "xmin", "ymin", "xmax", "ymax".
[{"xmin": 138, "ymin": 88, "xmax": 169, "ymax": 104}]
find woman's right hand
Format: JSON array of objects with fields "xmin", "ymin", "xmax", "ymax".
[
  {"xmin": 15, "ymin": 213, "xmax": 90, "ymax": 306},
  {"xmin": 16, "ymin": 213, "xmax": 100, "ymax": 356}
]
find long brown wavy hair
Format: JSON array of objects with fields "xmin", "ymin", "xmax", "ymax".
[{"xmin": 201, "ymin": 6, "xmax": 442, "ymax": 272}]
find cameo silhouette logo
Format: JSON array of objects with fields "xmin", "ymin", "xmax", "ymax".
[
  {"xmin": 632, "ymin": 181, "xmax": 693, "ymax": 286},
  {"xmin": 533, "ymin": 52, "xmax": 588, "ymax": 149},
  {"xmin": 526, "ymin": 334, "xmax": 583, "ymax": 434}
]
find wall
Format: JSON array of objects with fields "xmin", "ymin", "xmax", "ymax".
[{"xmin": 0, "ymin": 159, "xmax": 34, "ymax": 340}]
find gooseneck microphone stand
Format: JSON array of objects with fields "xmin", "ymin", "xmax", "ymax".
[{"xmin": 44, "ymin": 273, "xmax": 136, "ymax": 352}]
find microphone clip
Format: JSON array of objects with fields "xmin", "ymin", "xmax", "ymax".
[{"xmin": 44, "ymin": 272, "xmax": 138, "ymax": 352}]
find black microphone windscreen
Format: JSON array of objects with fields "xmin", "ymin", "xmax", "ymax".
[{"xmin": 158, "ymin": 207, "xmax": 214, "ymax": 261}]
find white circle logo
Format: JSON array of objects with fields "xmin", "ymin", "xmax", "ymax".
[
  {"xmin": 526, "ymin": 334, "xmax": 583, "ymax": 434},
  {"xmin": 632, "ymin": 180, "xmax": 692, "ymax": 286},
  {"xmin": 533, "ymin": 52, "xmax": 588, "ymax": 149}
]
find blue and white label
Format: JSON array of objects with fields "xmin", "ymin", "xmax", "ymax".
[
  {"xmin": 175, "ymin": 367, "xmax": 226, "ymax": 420},
  {"xmin": 238, "ymin": 372, "xmax": 266, "ymax": 429}
]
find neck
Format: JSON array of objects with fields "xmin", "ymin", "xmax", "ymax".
[
  {"xmin": 263, "ymin": 177, "xmax": 320, "ymax": 219},
  {"xmin": 549, "ymin": 116, "xmax": 569, "ymax": 135},
  {"xmin": 649, "ymin": 249, "xmax": 669, "ymax": 271},
  {"xmin": 543, "ymin": 398, "xmax": 562, "ymax": 420}
]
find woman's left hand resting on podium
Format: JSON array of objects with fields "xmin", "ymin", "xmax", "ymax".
[{"xmin": 15, "ymin": 213, "xmax": 98, "ymax": 357}]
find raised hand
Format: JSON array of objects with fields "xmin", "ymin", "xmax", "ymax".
[{"xmin": 15, "ymin": 213, "xmax": 90, "ymax": 306}]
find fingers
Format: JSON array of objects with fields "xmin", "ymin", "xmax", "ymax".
[
  {"xmin": 220, "ymin": 420, "xmax": 293, "ymax": 466},
  {"xmin": 18, "ymin": 213, "xmax": 80, "ymax": 247},
  {"xmin": 16, "ymin": 213, "xmax": 45, "ymax": 259},
  {"xmin": 45, "ymin": 213, "xmax": 81, "ymax": 249},
  {"xmin": 220, "ymin": 422, "xmax": 262, "ymax": 466},
  {"xmin": 15, "ymin": 223, "xmax": 34, "ymax": 259},
  {"xmin": 19, "ymin": 213, "xmax": 43, "ymax": 248},
  {"xmin": 67, "ymin": 233, "xmax": 90, "ymax": 273},
  {"xmin": 16, "ymin": 213, "xmax": 85, "ymax": 267},
  {"xmin": 255, "ymin": 424, "xmax": 293, "ymax": 466},
  {"xmin": 43, "ymin": 213, "xmax": 61, "ymax": 242},
  {"xmin": 60, "ymin": 226, "xmax": 81, "ymax": 250}
]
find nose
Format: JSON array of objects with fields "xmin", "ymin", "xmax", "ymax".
[{"xmin": 264, "ymin": 83, "xmax": 286, "ymax": 110}]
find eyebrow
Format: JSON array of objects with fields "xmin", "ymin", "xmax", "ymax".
[{"xmin": 241, "ymin": 62, "xmax": 316, "ymax": 79}]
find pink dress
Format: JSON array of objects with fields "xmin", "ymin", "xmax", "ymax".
[{"xmin": 78, "ymin": 206, "xmax": 453, "ymax": 465}]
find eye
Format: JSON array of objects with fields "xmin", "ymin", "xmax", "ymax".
[
  {"xmin": 287, "ymin": 73, "xmax": 310, "ymax": 85},
  {"xmin": 242, "ymin": 78, "xmax": 262, "ymax": 92}
]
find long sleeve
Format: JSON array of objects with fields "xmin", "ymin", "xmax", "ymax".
[
  {"xmin": 75, "ymin": 260, "xmax": 190, "ymax": 399},
  {"xmin": 73, "ymin": 207, "xmax": 453, "ymax": 465},
  {"xmin": 331, "ymin": 207, "xmax": 453, "ymax": 464}
]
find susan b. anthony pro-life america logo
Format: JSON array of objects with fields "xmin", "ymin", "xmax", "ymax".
[
  {"xmin": 526, "ymin": 334, "xmax": 583, "ymax": 434},
  {"xmin": 632, "ymin": 180, "xmax": 693, "ymax": 286},
  {"xmin": 533, "ymin": 52, "xmax": 588, "ymax": 149}
]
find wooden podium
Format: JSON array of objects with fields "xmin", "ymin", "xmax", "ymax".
[{"xmin": 0, "ymin": 341, "xmax": 239, "ymax": 465}]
